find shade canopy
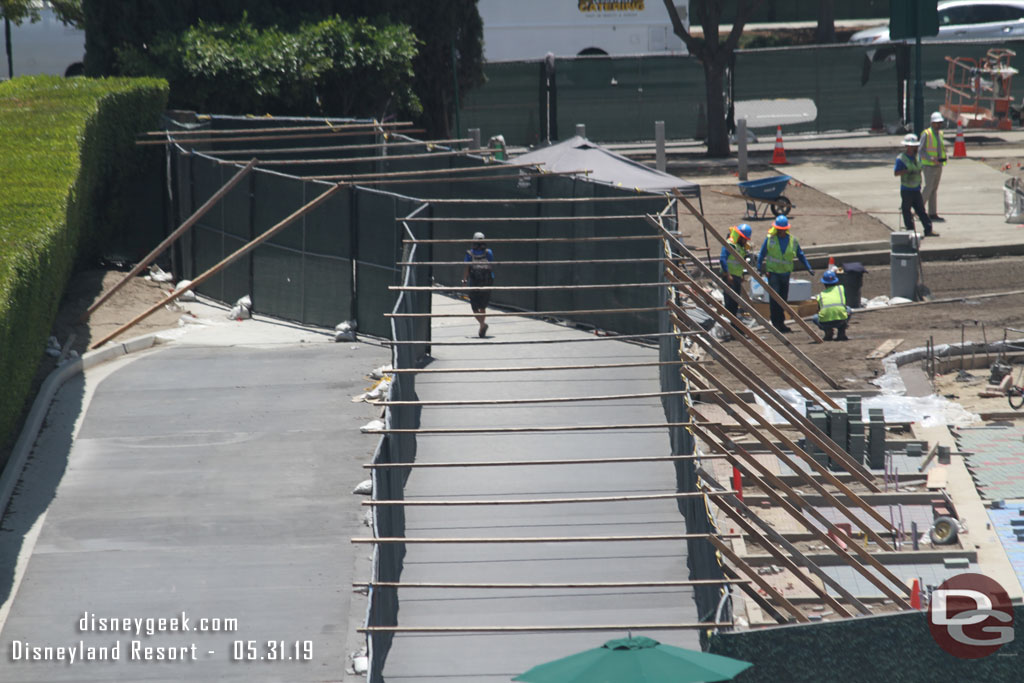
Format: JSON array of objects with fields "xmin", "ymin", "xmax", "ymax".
[
  {"xmin": 513, "ymin": 635, "xmax": 752, "ymax": 683},
  {"xmin": 514, "ymin": 136, "xmax": 701, "ymax": 196}
]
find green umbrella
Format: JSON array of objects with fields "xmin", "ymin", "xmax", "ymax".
[{"xmin": 513, "ymin": 635, "xmax": 752, "ymax": 683}]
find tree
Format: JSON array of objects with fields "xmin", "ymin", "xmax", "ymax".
[
  {"xmin": 815, "ymin": 0, "xmax": 836, "ymax": 44},
  {"xmin": 663, "ymin": 0, "xmax": 761, "ymax": 158}
]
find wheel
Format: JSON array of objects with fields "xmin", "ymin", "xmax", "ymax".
[
  {"xmin": 930, "ymin": 516, "xmax": 959, "ymax": 546},
  {"xmin": 1009, "ymin": 385, "xmax": 1024, "ymax": 410},
  {"xmin": 770, "ymin": 196, "xmax": 792, "ymax": 216}
]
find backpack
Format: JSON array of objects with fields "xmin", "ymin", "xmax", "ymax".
[{"xmin": 467, "ymin": 249, "xmax": 492, "ymax": 286}]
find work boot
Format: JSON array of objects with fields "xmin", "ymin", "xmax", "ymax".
[
  {"xmin": 823, "ymin": 327, "xmax": 834, "ymax": 341},
  {"xmin": 836, "ymin": 329, "xmax": 849, "ymax": 342},
  {"xmin": 924, "ymin": 231, "xmax": 940, "ymax": 238}
]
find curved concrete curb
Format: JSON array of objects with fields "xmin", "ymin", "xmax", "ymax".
[
  {"xmin": 875, "ymin": 338, "xmax": 1024, "ymax": 396},
  {"xmin": 0, "ymin": 333, "xmax": 164, "ymax": 520}
]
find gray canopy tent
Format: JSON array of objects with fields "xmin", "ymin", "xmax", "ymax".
[{"xmin": 514, "ymin": 135, "xmax": 702, "ymax": 203}]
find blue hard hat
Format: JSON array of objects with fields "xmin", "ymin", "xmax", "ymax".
[
  {"xmin": 738, "ymin": 224, "xmax": 752, "ymax": 240},
  {"xmin": 821, "ymin": 271, "xmax": 839, "ymax": 285},
  {"xmin": 773, "ymin": 215, "xmax": 789, "ymax": 229}
]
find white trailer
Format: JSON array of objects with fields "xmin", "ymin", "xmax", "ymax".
[
  {"xmin": 478, "ymin": 0, "xmax": 690, "ymax": 62},
  {"xmin": 2, "ymin": 1, "xmax": 85, "ymax": 78}
]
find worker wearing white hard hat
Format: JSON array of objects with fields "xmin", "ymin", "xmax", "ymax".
[
  {"xmin": 463, "ymin": 232, "xmax": 496, "ymax": 337},
  {"xmin": 919, "ymin": 111, "xmax": 948, "ymax": 222},
  {"xmin": 893, "ymin": 133, "xmax": 937, "ymax": 238}
]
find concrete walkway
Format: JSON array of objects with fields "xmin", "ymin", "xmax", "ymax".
[
  {"xmin": 380, "ymin": 295, "xmax": 700, "ymax": 681},
  {"xmin": 0, "ymin": 306, "xmax": 388, "ymax": 681}
]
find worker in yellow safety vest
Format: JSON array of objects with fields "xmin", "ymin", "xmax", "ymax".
[
  {"xmin": 757, "ymin": 215, "xmax": 815, "ymax": 334},
  {"xmin": 718, "ymin": 223, "xmax": 753, "ymax": 329},
  {"xmin": 814, "ymin": 271, "xmax": 850, "ymax": 341},
  {"xmin": 919, "ymin": 111, "xmax": 948, "ymax": 222}
]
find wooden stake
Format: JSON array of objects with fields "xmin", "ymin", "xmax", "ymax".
[
  {"xmin": 665, "ymin": 262, "xmax": 839, "ymax": 410},
  {"xmin": 358, "ymin": 579, "xmax": 749, "ymax": 588},
  {"xmin": 360, "ymin": 491, "xmax": 729, "ymax": 507},
  {"xmin": 708, "ymin": 536, "xmax": 809, "ymax": 623},
  {"xmin": 385, "ymin": 306, "xmax": 667, "ymax": 318},
  {"xmin": 672, "ymin": 191, "xmax": 824, "ymax": 343},
  {"xmin": 405, "ymin": 235, "xmax": 660, "ymax": 244},
  {"xmin": 384, "ymin": 360, "xmax": 692, "ymax": 374},
  {"xmin": 373, "ymin": 389, "xmax": 684, "ymax": 407},
  {"xmin": 358, "ymin": 623, "xmax": 733, "ymax": 634},
  {"xmin": 363, "ymin": 454, "xmax": 731, "ymax": 469},
  {"xmin": 352, "ymin": 531, "xmax": 725, "ymax": 540},
  {"xmin": 402, "ymin": 214, "xmax": 653, "ymax": 222},
  {"xmin": 369, "ymin": 422, "xmax": 693, "ymax": 435},
  {"xmin": 649, "ymin": 215, "xmax": 840, "ymax": 389},
  {"xmin": 89, "ymin": 182, "xmax": 345, "ymax": 349},
  {"xmin": 80, "ymin": 159, "xmax": 256, "ymax": 323}
]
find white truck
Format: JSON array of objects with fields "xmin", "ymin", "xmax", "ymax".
[
  {"xmin": 478, "ymin": 0, "xmax": 690, "ymax": 61},
  {"xmin": 2, "ymin": 1, "xmax": 85, "ymax": 78}
]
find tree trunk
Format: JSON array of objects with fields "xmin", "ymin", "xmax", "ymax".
[
  {"xmin": 703, "ymin": 57, "xmax": 730, "ymax": 158},
  {"xmin": 815, "ymin": 0, "xmax": 836, "ymax": 44}
]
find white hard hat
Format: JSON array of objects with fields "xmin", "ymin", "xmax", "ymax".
[
  {"xmin": 902, "ymin": 133, "xmax": 920, "ymax": 146},
  {"xmin": 472, "ymin": 232, "xmax": 485, "ymax": 241},
  {"xmin": 931, "ymin": 112, "xmax": 944, "ymax": 123}
]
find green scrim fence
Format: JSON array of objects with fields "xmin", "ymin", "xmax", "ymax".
[
  {"xmin": 557, "ymin": 56, "xmax": 706, "ymax": 144},
  {"xmin": 459, "ymin": 40, "xmax": 1024, "ymax": 145}
]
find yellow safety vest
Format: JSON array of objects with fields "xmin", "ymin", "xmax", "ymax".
[
  {"xmin": 898, "ymin": 152, "xmax": 922, "ymax": 190},
  {"xmin": 765, "ymin": 235, "xmax": 798, "ymax": 274},
  {"xmin": 920, "ymin": 127, "xmax": 946, "ymax": 166},
  {"xmin": 725, "ymin": 239, "xmax": 748, "ymax": 277},
  {"xmin": 817, "ymin": 285, "xmax": 849, "ymax": 322}
]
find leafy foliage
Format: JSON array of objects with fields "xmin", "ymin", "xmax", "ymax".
[
  {"xmin": 81, "ymin": 0, "xmax": 483, "ymax": 137},
  {"xmin": 0, "ymin": 75, "xmax": 167, "ymax": 457},
  {"xmin": 114, "ymin": 15, "xmax": 420, "ymax": 119}
]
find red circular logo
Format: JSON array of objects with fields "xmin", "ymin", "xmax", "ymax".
[{"xmin": 927, "ymin": 573, "xmax": 1014, "ymax": 659}]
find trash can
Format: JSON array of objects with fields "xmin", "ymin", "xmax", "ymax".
[
  {"xmin": 890, "ymin": 251, "xmax": 918, "ymax": 300},
  {"xmin": 838, "ymin": 261, "xmax": 866, "ymax": 308}
]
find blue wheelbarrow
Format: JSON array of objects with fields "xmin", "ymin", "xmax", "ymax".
[{"xmin": 735, "ymin": 174, "xmax": 795, "ymax": 219}]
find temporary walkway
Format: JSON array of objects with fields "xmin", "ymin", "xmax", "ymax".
[{"xmin": 374, "ymin": 294, "xmax": 704, "ymax": 681}]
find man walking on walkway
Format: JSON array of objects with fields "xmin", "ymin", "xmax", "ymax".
[
  {"xmin": 757, "ymin": 215, "xmax": 814, "ymax": 334},
  {"xmin": 719, "ymin": 223, "xmax": 753, "ymax": 329},
  {"xmin": 920, "ymin": 112, "xmax": 948, "ymax": 221},
  {"xmin": 894, "ymin": 133, "xmax": 938, "ymax": 237},
  {"xmin": 463, "ymin": 231, "xmax": 495, "ymax": 338}
]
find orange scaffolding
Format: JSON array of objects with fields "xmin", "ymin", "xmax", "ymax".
[{"xmin": 940, "ymin": 48, "xmax": 1017, "ymax": 130}]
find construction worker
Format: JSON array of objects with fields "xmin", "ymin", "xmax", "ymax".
[
  {"xmin": 757, "ymin": 215, "xmax": 814, "ymax": 334},
  {"xmin": 920, "ymin": 111, "xmax": 948, "ymax": 221},
  {"xmin": 718, "ymin": 223, "xmax": 753, "ymax": 328},
  {"xmin": 894, "ymin": 133, "xmax": 937, "ymax": 238},
  {"xmin": 814, "ymin": 271, "xmax": 850, "ymax": 341}
]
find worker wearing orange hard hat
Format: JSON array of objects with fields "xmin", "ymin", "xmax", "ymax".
[
  {"xmin": 719, "ymin": 223, "xmax": 753, "ymax": 328},
  {"xmin": 757, "ymin": 214, "xmax": 814, "ymax": 334}
]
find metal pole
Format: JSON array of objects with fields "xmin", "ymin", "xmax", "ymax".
[
  {"xmin": 737, "ymin": 118, "xmax": 748, "ymax": 181},
  {"xmin": 914, "ymin": 1, "xmax": 925, "ymax": 135}
]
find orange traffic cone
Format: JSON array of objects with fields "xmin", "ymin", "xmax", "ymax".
[
  {"xmin": 910, "ymin": 578, "xmax": 922, "ymax": 609},
  {"xmin": 953, "ymin": 120, "xmax": 967, "ymax": 158},
  {"xmin": 771, "ymin": 125, "xmax": 788, "ymax": 165}
]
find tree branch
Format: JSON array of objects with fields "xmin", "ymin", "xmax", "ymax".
[
  {"xmin": 723, "ymin": 0, "xmax": 765, "ymax": 52},
  {"xmin": 661, "ymin": 0, "xmax": 702, "ymax": 55}
]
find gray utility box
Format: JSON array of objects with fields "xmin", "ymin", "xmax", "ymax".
[{"xmin": 890, "ymin": 231, "xmax": 919, "ymax": 300}]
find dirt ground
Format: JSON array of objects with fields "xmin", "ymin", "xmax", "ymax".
[{"xmin": 673, "ymin": 156, "xmax": 1024, "ymax": 393}]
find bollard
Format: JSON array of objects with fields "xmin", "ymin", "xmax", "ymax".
[
  {"xmin": 655, "ymin": 120, "xmax": 666, "ymax": 173},
  {"xmin": 575, "ymin": 123, "xmax": 586, "ymax": 139},
  {"xmin": 828, "ymin": 410, "xmax": 848, "ymax": 470},
  {"xmin": 848, "ymin": 420, "xmax": 865, "ymax": 465}
]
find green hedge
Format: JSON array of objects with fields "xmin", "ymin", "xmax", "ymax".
[{"xmin": 0, "ymin": 75, "xmax": 168, "ymax": 459}]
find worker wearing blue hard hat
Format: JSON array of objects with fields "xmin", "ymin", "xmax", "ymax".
[
  {"xmin": 814, "ymin": 270, "xmax": 851, "ymax": 341},
  {"xmin": 757, "ymin": 214, "xmax": 814, "ymax": 334},
  {"xmin": 719, "ymin": 223, "xmax": 754, "ymax": 332}
]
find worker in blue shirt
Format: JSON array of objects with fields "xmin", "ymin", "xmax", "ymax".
[
  {"xmin": 757, "ymin": 215, "xmax": 814, "ymax": 333},
  {"xmin": 894, "ymin": 133, "xmax": 937, "ymax": 237}
]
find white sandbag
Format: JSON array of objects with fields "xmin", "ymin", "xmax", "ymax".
[
  {"xmin": 173, "ymin": 280, "xmax": 197, "ymax": 301},
  {"xmin": 360, "ymin": 419, "xmax": 385, "ymax": 433},
  {"xmin": 352, "ymin": 479, "xmax": 373, "ymax": 495}
]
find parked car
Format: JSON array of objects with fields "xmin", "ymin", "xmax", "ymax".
[{"xmin": 850, "ymin": 0, "xmax": 1024, "ymax": 44}]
